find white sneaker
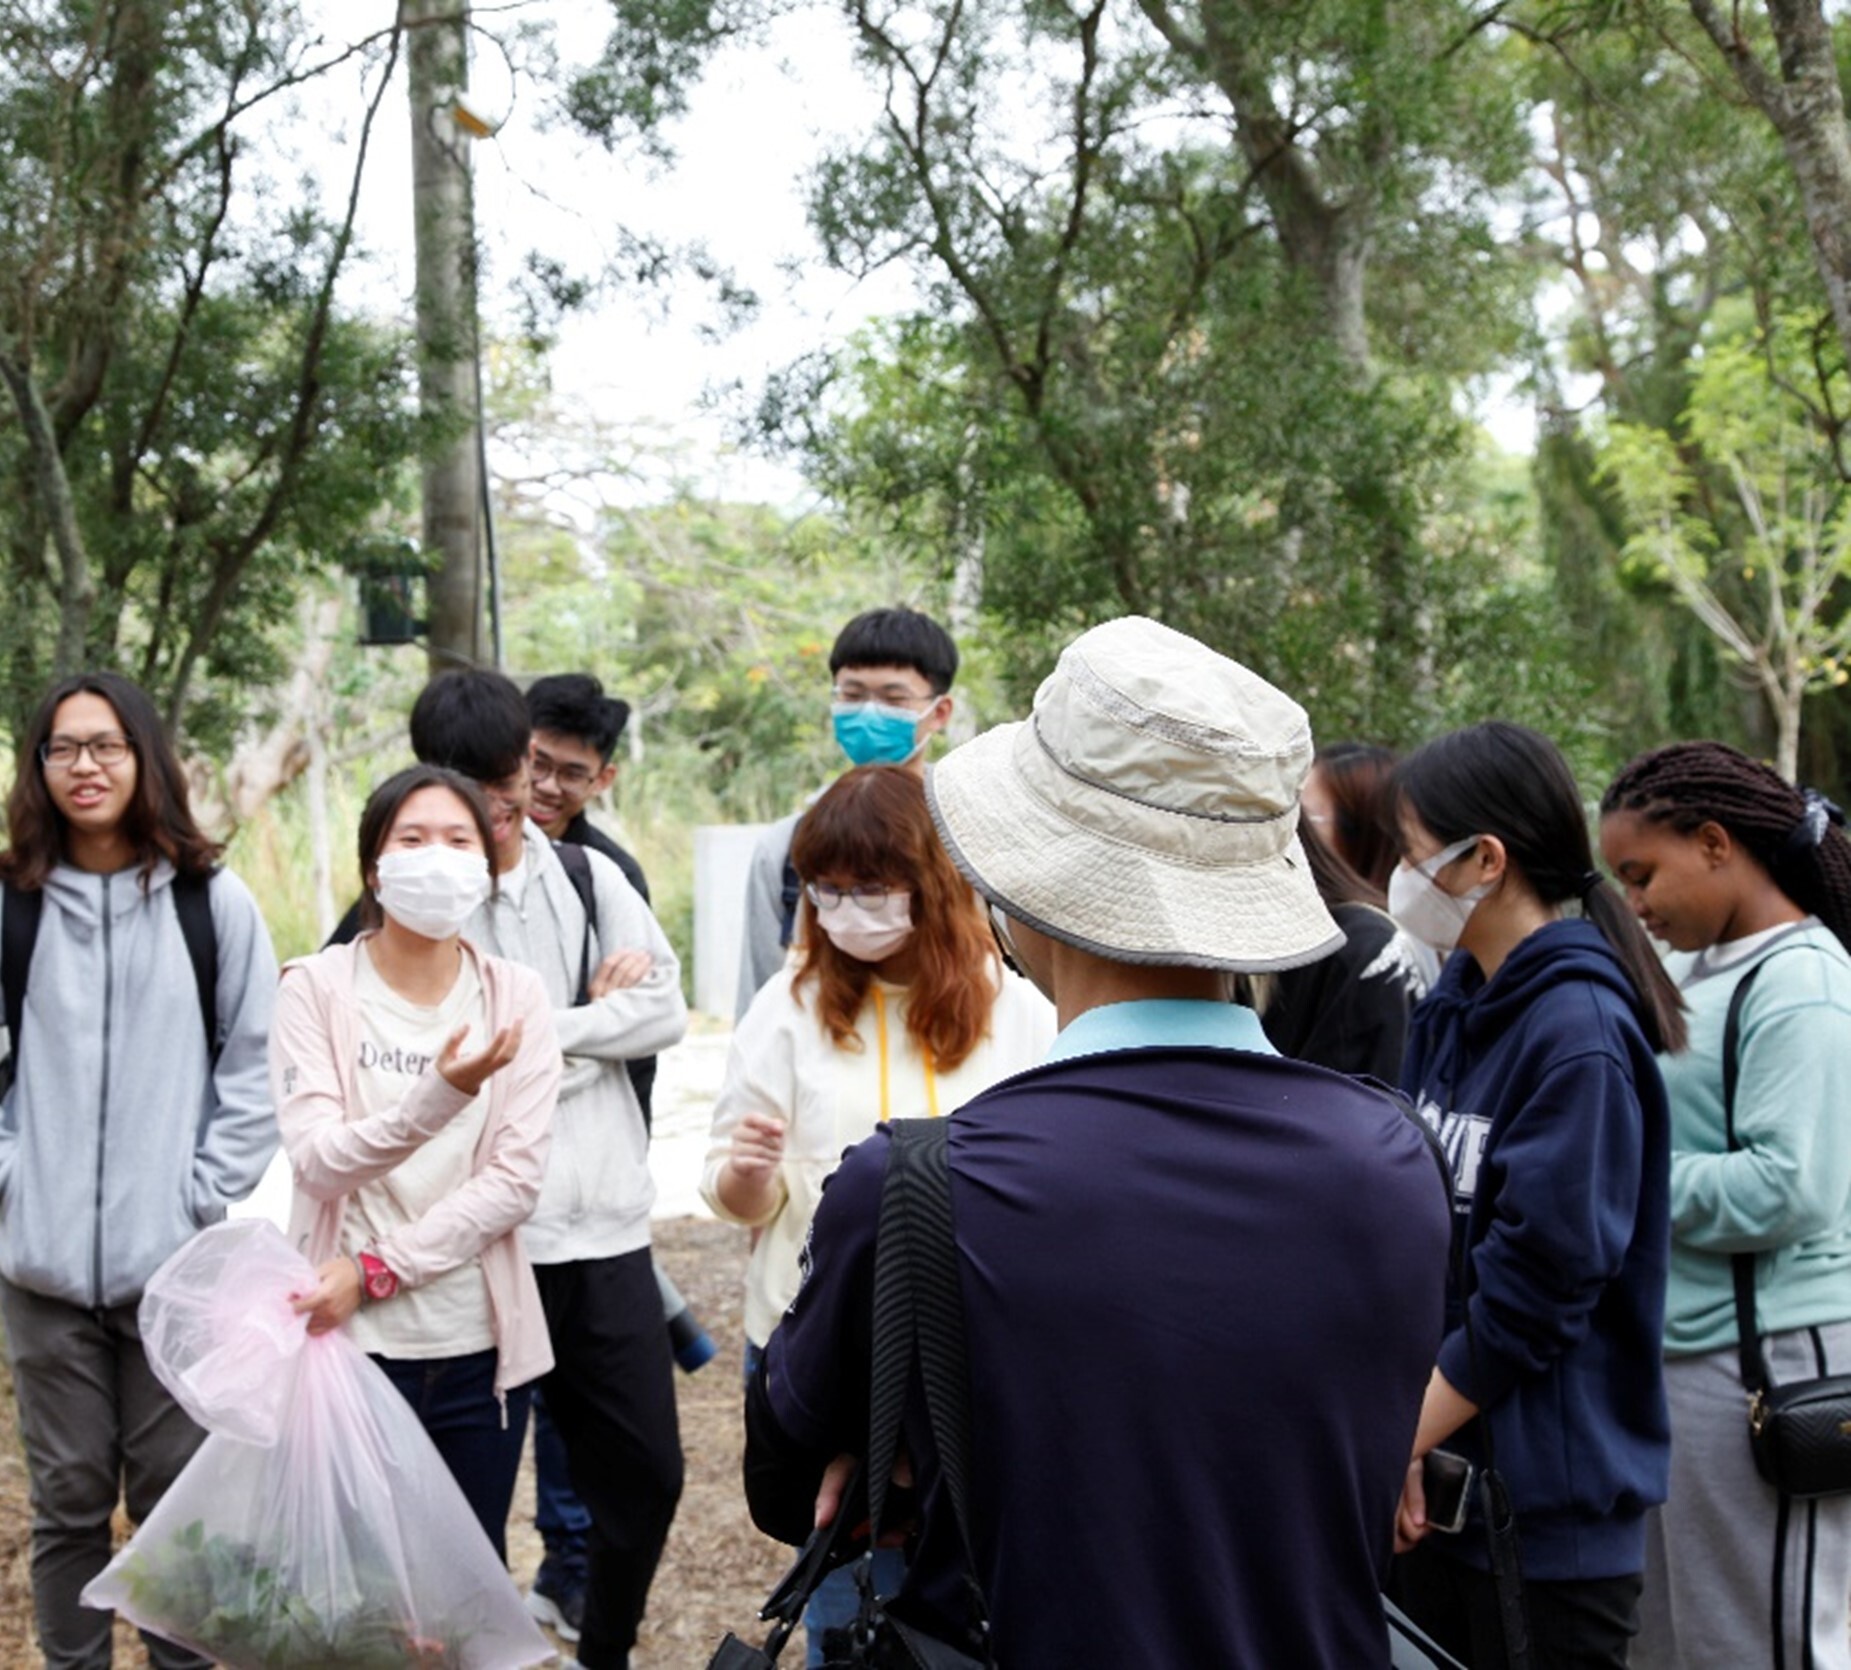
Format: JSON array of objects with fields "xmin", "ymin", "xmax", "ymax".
[{"xmin": 525, "ymin": 1584, "xmax": 584, "ymax": 1644}]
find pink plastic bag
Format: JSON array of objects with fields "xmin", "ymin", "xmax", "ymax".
[{"xmin": 82, "ymin": 1219, "xmax": 554, "ymax": 1669}]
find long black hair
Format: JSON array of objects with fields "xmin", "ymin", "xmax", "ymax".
[
  {"xmin": 1600, "ymin": 740, "xmax": 1851, "ymax": 955},
  {"xmin": 1314, "ymin": 741, "xmax": 1399, "ymax": 892},
  {"xmin": 356, "ymin": 765, "xmax": 498, "ymax": 931},
  {"xmin": 1395, "ymin": 721, "xmax": 1686, "ymax": 1053},
  {"xmin": 0, "ymin": 672, "xmax": 221, "ymax": 892}
]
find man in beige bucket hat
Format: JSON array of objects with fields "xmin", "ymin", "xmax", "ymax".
[{"xmin": 743, "ymin": 617, "xmax": 1453, "ymax": 1668}]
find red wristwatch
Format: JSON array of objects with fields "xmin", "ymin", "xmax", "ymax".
[{"xmin": 357, "ymin": 1250, "xmax": 398, "ymax": 1305}]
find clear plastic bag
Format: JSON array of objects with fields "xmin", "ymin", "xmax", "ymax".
[{"xmin": 83, "ymin": 1219, "xmax": 554, "ymax": 1669}]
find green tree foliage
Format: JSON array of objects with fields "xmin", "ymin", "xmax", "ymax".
[
  {"xmin": 1521, "ymin": 7, "xmax": 1851, "ymax": 777},
  {"xmin": 637, "ymin": 0, "xmax": 1537, "ymax": 741},
  {"xmin": 0, "ymin": 2, "xmax": 422, "ymax": 747},
  {"xmin": 1599, "ymin": 315, "xmax": 1851, "ymax": 781}
]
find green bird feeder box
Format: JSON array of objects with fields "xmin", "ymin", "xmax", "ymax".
[{"xmin": 349, "ymin": 541, "xmax": 429, "ymax": 647}]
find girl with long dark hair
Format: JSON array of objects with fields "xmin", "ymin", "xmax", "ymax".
[
  {"xmin": 274, "ymin": 765, "xmax": 560, "ymax": 1560},
  {"xmin": 702, "ymin": 765, "xmax": 1053, "ymax": 1664},
  {"xmin": 1386, "ymin": 721, "xmax": 1682, "ymax": 1670},
  {"xmin": 1600, "ymin": 742, "xmax": 1851, "ymax": 1670},
  {"xmin": 1303, "ymin": 739, "xmax": 1401, "ymax": 893},
  {"xmin": 1250, "ymin": 818, "xmax": 1429, "ymax": 1079},
  {"xmin": 0, "ymin": 672, "xmax": 279, "ymax": 1669}
]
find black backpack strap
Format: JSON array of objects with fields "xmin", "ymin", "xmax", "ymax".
[
  {"xmin": 773, "ymin": 851, "xmax": 803, "ymax": 955},
  {"xmin": 553, "ymin": 839, "xmax": 598, "ymax": 1006},
  {"xmin": 865, "ymin": 1117, "xmax": 992, "ymax": 1660},
  {"xmin": 778, "ymin": 851, "xmax": 802, "ymax": 950},
  {"xmin": 173, "ymin": 869, "xmax": 220, "ymax": 1065},
  {"xmin": 2, "ymin": 882, "xmax": 43, "ymax": 1081},
  {"xmin": 1726, "ymin": 956, "xmax": 1778, "ymax": 1395}
]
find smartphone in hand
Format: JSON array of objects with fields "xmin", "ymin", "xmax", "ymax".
[{"xmin": 1421, "ymin": 1449, "xmax": 1474, "ymax": 1536}]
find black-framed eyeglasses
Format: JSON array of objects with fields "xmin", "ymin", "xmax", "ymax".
[
  {"xmin": 805, "ymin": 881, "xmax": 893, "ymax": 911},
  {"xmin": 40, "ymin": 734, "xmax": 133, "ymax": 771}
]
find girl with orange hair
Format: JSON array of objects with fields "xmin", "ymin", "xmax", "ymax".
[{"xmin": 703, "ymin": 764, "xmax": 1053, "ymax": 1663}]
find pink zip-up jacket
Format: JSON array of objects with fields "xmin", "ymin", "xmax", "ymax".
[{"xmin": 271, "ymin": 937, "xmax": 559, "ymax": 1397}]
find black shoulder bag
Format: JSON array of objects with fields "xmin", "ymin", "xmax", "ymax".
[
  {"xmin": 709, "ymin": 1118, "xmax": 992, "ymax": 1670},
  {"xmin": 1725, "ymin": 953, "xmax": 1851, "ymax": 1499}
]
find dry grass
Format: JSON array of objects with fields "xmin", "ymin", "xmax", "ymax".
[{"xmin": 0, "ymin": 1218, "xmax": 790, "ymax": 1668}]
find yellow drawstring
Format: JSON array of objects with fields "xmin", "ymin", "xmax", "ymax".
[{"xmin": 874, "ymin": 985, "xmax": 940, "ymax": 1121}]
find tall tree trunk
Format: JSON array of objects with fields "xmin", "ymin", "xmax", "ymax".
[
  {"xmin": 0, "ymin": 345, "xmax": 93, "ymax": 677},
  {"xmin": 404, "ymin": 0, "xmax": 483, "ymax": 673},
  {"xmin": 1689, "ymin": 0, "xmax": 1851, "ymax": 377}
]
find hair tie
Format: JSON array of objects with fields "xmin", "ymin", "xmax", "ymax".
[
  {"xmin": 1577, "ymin": 870, "xmax": 1603, "ymax": 902},
  {"xmin": 1783, "ymin": 787, "xmax": 1845, "ymax": 861}
]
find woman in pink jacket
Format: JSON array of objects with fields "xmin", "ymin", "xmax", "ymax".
[{"xmin": 273, "ymin": 764, "xmax": 559, "ymax": 1561}]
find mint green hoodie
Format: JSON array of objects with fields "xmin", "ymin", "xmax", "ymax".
[{"xmin": 1661, "ymin": 921, "xmax": 1851, "ymax": 1355}]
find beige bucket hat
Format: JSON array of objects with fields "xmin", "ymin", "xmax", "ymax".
[{"xmin": 925, "ymin": 615, "xmax": 1340, "ymax": 972}]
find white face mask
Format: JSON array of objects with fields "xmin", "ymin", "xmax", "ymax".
[
  {"xmin": 375, "ymin": 846, "xmax": 492, "ymax": 942},
  {"xmin": 817, "ymin": 890, "xmax": 915, "ymax": 964},
  {"xmin": 1387, "ymin": 836, "xmax": 1492, "ymax": 956}
]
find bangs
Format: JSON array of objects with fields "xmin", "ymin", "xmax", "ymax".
[{"xmin": 790, "ymin": 769, "xmax": 929, "ymax": 885}]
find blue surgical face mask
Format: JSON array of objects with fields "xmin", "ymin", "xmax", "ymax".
[{"xmin": 832, "ymin": 700, "xmax": 927, "ymax": 767}]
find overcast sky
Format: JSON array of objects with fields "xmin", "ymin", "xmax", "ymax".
[{"xmin": 287, "ymin": 1, "xmax": 918, "ymax": 507}]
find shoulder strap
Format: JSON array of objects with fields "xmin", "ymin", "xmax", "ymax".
[
  {"xmin": 552, "ymin": 840, "xmax": 598, "ymax": 1006},
  {"xmin": 2, "ymin": 882, "xmax": 43, "ymax": 1080},
  {"xmin": 1726, "ymin": 956, "xmax": 1777, "ymax": 1394},
  {"xmin": 867, "ymin": 1117, "xmax": 992, "ymax": 1657},
  {"xmin": 174, "ymin": 870, "xmax": 219, "ymax": 1064},
  {"xmin": 778, "ymin": 852, "xmax": 802, "ymax": 950}
]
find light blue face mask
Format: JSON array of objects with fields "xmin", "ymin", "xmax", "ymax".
[{"xmin": 831, "ymin": 700, "xmax": 927, "ymax": 767}]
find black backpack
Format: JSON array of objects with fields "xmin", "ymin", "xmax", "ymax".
[{"xmin": 0, "ymin": 870, "xmax": 219, "ymax": 1092}]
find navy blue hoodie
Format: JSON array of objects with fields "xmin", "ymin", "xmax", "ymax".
[{"xmin": 1401, "ymin": 919, "xmax": 1670, "ymax": 1580}]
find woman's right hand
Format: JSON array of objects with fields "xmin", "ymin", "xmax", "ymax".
[
  {"xmin": 1394, "ymin": 1456, "xmax": 1430, "ymax": 1553},
  {"xmin": 436, "ymin": 1020, "xmax": 523, "ymax": 1096},
  {"xmin": 291, "ymin": 1256, "xmax": 363, "ymax": 1335},
  {"xmin": 728, "ymin": 1111, "xmax": 788, "ymax": 1180}
]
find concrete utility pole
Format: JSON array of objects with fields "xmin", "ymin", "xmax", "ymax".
[{"xmin": 403, "ymin": 0, "xmax": 482, "ymax": 673}]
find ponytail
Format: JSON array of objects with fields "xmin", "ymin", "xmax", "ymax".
[{"xmin": 1582, "ymin": 882, "xmax": 1688, "ymax": 1054}]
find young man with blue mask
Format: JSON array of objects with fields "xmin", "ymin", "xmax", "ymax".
[{"xmin": 733, "ymin": 607, "xmax": 957, "ymax": 1016}]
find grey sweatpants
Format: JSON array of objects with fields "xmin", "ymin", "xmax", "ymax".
[
  {"xmin": 0, "ymin": 1277, "xmax": 210, "ymax": 1670},
  {"xmin": 1635, "ymin": 1321, "xmax": 1851, "ymax": 1670}
]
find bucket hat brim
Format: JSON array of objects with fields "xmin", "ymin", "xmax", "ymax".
[{"xmin": 927, "ymin": 715, "xmax": 1342, "ymax": 973}]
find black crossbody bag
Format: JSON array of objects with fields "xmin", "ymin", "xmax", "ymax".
[
  {"xmin": 1724, "ymin": 952, "xmax": 1851, "ymax": 1499},
  {"xmin": 708, "ymin": 1118, "xmax": 992, "ymax": 1669}
]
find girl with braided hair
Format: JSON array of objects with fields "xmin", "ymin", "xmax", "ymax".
[
  {"xmin": 1601, "ymin": 742, "xmax": 1851, "ymax": 1670},
  {"xmin": 1386, "ymin": 721, "xmax": 1681, "ymax": 1670}
]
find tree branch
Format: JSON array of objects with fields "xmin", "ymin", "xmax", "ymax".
[{"xmin": 163, "ymin": 18, "xmax": 404, "ymax": 727}]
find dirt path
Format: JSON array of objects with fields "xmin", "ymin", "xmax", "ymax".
[{"xmin": 0, "ymin": 1215, "xmax": 791, "ymax": 1668}]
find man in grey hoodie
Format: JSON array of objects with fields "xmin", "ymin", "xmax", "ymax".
[{"xmin": 0, "ymin": 672, "xmax": 278, "ymax": 1670}]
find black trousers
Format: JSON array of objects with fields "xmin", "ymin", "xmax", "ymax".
[
  {"xmin": 535, "ymin": 1248, "xmax": 684, "ymax": 1669},
  {"xmin": 1390, "ymin": 1540, "xmax": 1643, "ymax": 1670}
]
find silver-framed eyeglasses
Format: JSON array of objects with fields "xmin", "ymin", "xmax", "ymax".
[
  {"xmin": 40, "ymin": 734, "xmax": 132, "ymax": 771},
  {"xmin": 531, "ymin": 752, "xmax": 596, "ymax": 791},
  {"xmin": 805, "ymin": 881, "xmax": 893, "ymax": 911}
]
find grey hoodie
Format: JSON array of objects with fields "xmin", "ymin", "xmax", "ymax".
[{"xmin": 0, "ymin": 861, "xmax": 279, "ymax": 1307}]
